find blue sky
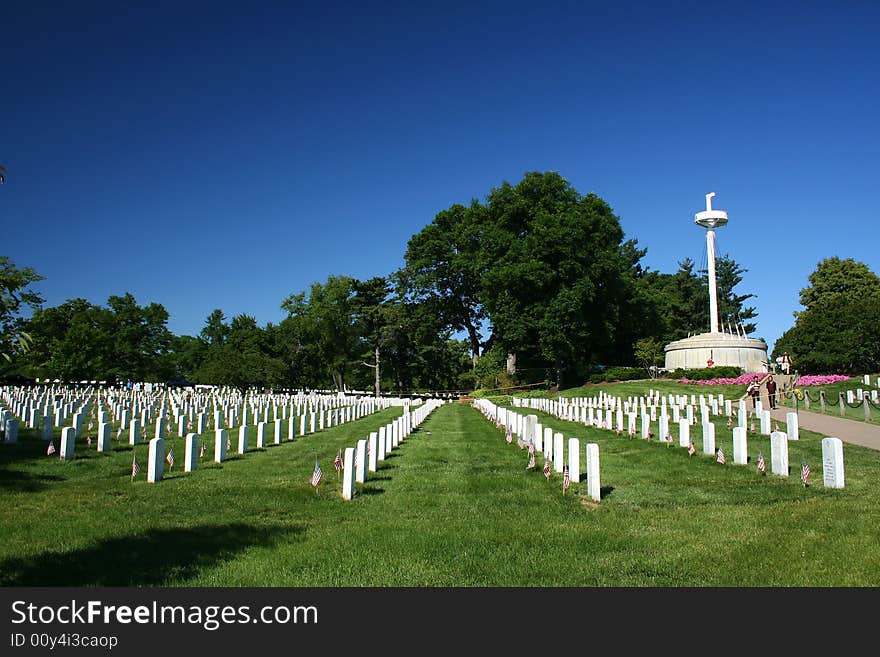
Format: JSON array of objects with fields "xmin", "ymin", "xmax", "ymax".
[{"xmin": 2, "ymin": 1, "xmax": 878, "ymax": 355}]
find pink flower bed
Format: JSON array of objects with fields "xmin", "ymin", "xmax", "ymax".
[
  {"xmin": 795, "ymin": 374, "xmax": 851, "ymax": 386},
  {"xmin": 679, "ymin": 372, "xmax": 765, "ymax": 386}
]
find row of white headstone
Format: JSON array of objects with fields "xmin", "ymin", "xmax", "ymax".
[
  {"xmin": 474, "ymin": 399, "xmax": 601, "ymax": 501},
  {"xmin": 340, "ymin": 400, "xmax": 444, "ymax": 500},
  {"xmin": 512, "ymin": 394, "xmax": 845, "ymax": 489}
]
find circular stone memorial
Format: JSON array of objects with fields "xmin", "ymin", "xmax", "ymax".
[{"xmin": 664, "ymin": 193, "xmax": 768, "ymax": 372}]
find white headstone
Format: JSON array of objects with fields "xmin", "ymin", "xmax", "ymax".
[
  {"xmin": 585, "ymin": 443, "xmax": 600, "ymax": 502},
  {"xmin": 678, "ymin": 419, "xmax": 690, "ymax": 448},
  {"xmin": 185, "ymin": 433, "xmax": 198, "ymax": 472},
  {"xmin": 147, "ymin": 437, "xmax": 165, "ymax": 483},
  {"xmin": 702, "ymin": 422, "xmax": 715, "ymax": 456},
  {"xmin": 129, "ymin": 419, "xmax": 140, "ymax": 445},
  {"xmin": 568, "ymin": 438, "xmax": 580, "ymax": 483},
  {"xmin": 60, "ymin": 426, "xmax": 76, "ymax": 460},
  {"xmin": 4, "ymin": 418, "xmax": 18, "ymax": 443},
  {"xmin": 355, "ymin": 439, "xmax": 367, "ymax": 483},
  {"xmin": 97, "ymin": 422, "xmax": 111, "ymax": 451},
  {"xmin": 238, "ymin": 425, "xmax": 248, "ymax": 454},
  {"xmin": 733, "ymin": 426, "xmax": 747, "ymax": 465},
  {"xmin": 770, "ymin": 432, "xmax": 789, "ymax": 477},
  {"xmin": 760, "ymin": 410, "xmax": 771, "ymax": 435},
  {"xmin": 214, "ymin": 429, "xmax": 227, "ymax": 463},
  {"xmin": 257, "ymin": 422, "xmax": 267, "ymax": 448},
  {"xmin": 553, "ymin": 432, "xmax": 564, "ymax": 473},
  {"xmin": 368, "ymin": 432, "xmax": 377, "ymax": 472},
  {"xmin": 786, "ymin": 412, "xmax": 799, "ymax": 441},
  {"xmin": 821, "ymin": 437, "xmax": 844, "ymax": 489},
  {"xmin": 534, "ymin": 423, "xmax": 543, "ymax": 451},
  {"xmin": 544, "ymin": 427, "xmax": 553, "ymax": 459},
  {"xmin": 42, "ymin": 416, "xmax": 53, "ymax": 441},
  {"xmin": 342, "ymin": 447, "xmax": 355, "ymax": 500}
]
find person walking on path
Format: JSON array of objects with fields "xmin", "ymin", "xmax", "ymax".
[
  {"xmin": 747, "ymin": 380, "xmax": 761, "ymax": 410},
  {"xmin": 766, "ymin": 375, "xmax": 778, "ymax": 410}
]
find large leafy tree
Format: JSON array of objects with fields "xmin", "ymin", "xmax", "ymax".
[
  {"xmin": 0, "ymin": 256, "xmax": 44, "ymax": 363},
  {"xmin": 399, "ymin": 202, "xmax": 489, "ymax": 366},
  {"xmin": 478, "ymin": 172, "xmax": 643, "ymax": 385},
  {"xmin": 774, "ymin": 258, "xmax": 880, "ymax": 373}
]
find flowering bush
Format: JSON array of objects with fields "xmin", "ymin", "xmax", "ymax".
[
  {"xmin": 679, "ymin": 372, "xmax": 765, "ymax": 386},
  {"xmin": 795, "ymin": 374, "xmax": 851, "ymax": 386}
]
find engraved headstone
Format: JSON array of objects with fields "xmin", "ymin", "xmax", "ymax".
[
  {"xmin": 770, "ymin": 432, "xmax": 789, "ymax": 477},
  {"xmin": 821, "ymin": 437, "xmax": 845, "ymax": 489}
]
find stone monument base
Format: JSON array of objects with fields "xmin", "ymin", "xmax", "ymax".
[{"xmin": 664, "ymin": 332, "xmax": 768, "ymax": 372}]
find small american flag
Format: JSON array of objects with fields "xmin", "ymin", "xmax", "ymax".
[
  {"xmin": 88, "ymin": 421, "xmax": 94, "ymax": 431},
  {"xmin": 726, "ymin": 416, "xmax": 733, "ymax": 428},
  {"xmin": 200, "ymin": 442, "xmax": 206, "ymax": 458},
  {"xmin": 717, "ymin": 447, "xmax": 726, "ymax": 465},
  {"xmin": 506, "ymin": 427, "xmax": 513, "ymax": 444},
  {"xmin": 166, "ymin": 448, "xmax": 174, "ymax": 469},
  {"xmin": 47, "ymin": 440, "xmax": 56, "ymax": 456},
  {"xmin": 311, "ymin": 459, "xmax": 323, "ymax": 488},
  {"xmin": 750, "ymin": 420, "xmax": 755, "ymax": 432},
  {"xmin": 131, "ymin": 454, "xmax": 140, "ymax": 480},
  {"xmin": 528, "ymin": 440, "xmax": 535, "ymax": 456},
  {"xmin": 87, "ymin": 436, "xmax": 92, "ymax": 448},
  {"xmin": 543, "ymin": 459, "xmax": 552, "ymax": 480},
  {"xmin": 333, "ymin": 449, "xmax": 342, "ymax": 473},
  {"xmin": 774, "ymin": 422, "xmax": 779, "ymax": 432},
  {"xmin": 516, "ymin": 436, "xmax": 524, "ymax": 449},
  {"xmin": 562, "ymin": 465, "xmax": 571, "ymax": 493},
  {"xmin": 226, "ymin": 436, "xmax": 231, "ymax": 451},
  {"xmin": 688, "ymin": 441, "xmax": 696, "ymax": 457},
  {"xmin": 801, "ymin": 458, "xmax": 811, "ymax": 486},
  {"xmin": 116, "ymin": 427, "xmax": 122, "ymax": 439},
  {"xmin": 757, "ymin": 450, "xmax": 766, "ymax": 474},
  {"xmin": 527, "ymin": 451, "xmax": 536, "ymax": 470}
]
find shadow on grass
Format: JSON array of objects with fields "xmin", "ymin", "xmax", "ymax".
[
  {"xmin": 0, "ymin": 468, "xmax": 67, "ymax": 493},
  {"xmin": 600, "ymin": 486, "xmax": 615, "ymax": 500},
  {"xmin": 0, "ymin": 522, "xmax": 303, "ymax": 586},
  {"xmin": 359, "ymin": 485, "xmax": 385, "ymax": 496}
]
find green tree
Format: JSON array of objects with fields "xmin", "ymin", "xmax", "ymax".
[
  {"xmin": 0, "ymin": 256, "xmax": 44, "ymax": 362},
  {"xmin": 399, "ymin": 203, "xmax": 489, "ymax": 367},
  {"xmin": 634, "ymin": 337, "xmax": 665, "ymax": 378},
  {"xmin": 709, "ymin": 255, "xmax": 758, "ymax": 334},
  {"xmin": 774, "ymin": 258, "xmax": 880, "ymax": 373},
  {"xmin": 352, "ymin": 277, "xmax": 392, "ymax": 396}
]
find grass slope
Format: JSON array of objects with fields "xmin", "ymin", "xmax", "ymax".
[{"xmin": 1, "ymin": 398, "xmax": 879, "ymax": 586}]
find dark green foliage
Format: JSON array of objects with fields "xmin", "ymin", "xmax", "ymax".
[
  {"xmin": 587, "ymin": 367, "xmax": 648, "ymax": 383},
  {"xmin": 667, "ymin": 366, "xmax": 742, "ymax": 380},
  {"xmin": 774, "ymin": 258, "xmax": 880, "ymax": 374}
]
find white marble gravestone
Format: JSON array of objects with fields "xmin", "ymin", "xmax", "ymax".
[
  {"xmin": 585, "ymin": 443, "xmax": 600, "ymax": 502},
  {"xmin": 129, "ymin": 419, "xmax": 140, "ymax": 445},
  {"xmin": 355, "ymin": 439, "xmax": 367, "ymax": 483},
  {"xmin": 368, "ymin": 433, "xmax": 377, "ymax": 472},
  {"xmin": 544, "ymin": 428, "xmax": 553, "ymax": 459},
  {"xmin": 147, "ymin": 437, "xmax": 165, "ymax": 483},
  {"xmin": 60, "ymin": 426, "xmax": 75, "ymax": 460},
  {"xmin": 702, "ymin": 422, "xmax": 715, "ymax": 456},
  {"xmin": 342, "ymin": 447, "xmax": 355, "ymax": 500},
  {"xmin": 4, "ymin": 418, "xmax": 18, "ymax": 443},
  {"xmin": 678, "ymin": 419, "xmax": 690, "ymax": 447},
  {"xmin": 553, "ymin": 432, "xmax": 564, "ymax": 473},
  {"xmin": 185, "ymin": 433, "xmax": 198, "ymax": 472},
  {"xmin": 821, "ymin": 437, "xmax": 844, "ymax": 489},
  {"xmin": 42, "ymin": 416, "xmax": 53, "ymax": 441},
  {"xmin": 786, "ymin": 412, "xmax": 799, "ymax": 441},
  {"xmin": 568, "ymin": 438, "xmax": 580, "ymax": 483},
  {"xmin": 757, "ymin": 410, "xmax": 770, "ymax": 436},
  {"xmin": 215, "ymin": 429, "xmax": 227, "ymax": 463},
  {"xmin": 257, "ymin": 422, "xmax": 267, "ymax": 448},
  {"xmin": 97, "ymin": 422, "xmax": 111, "ymax": 451},
  {"xmin": 733, "ymin": 426, "xmax": 747, "ymax": 465},
  {"xmin": 770, "ymin": 432, "xmax": 789, "ymax": 477},
  {"xmin": 238, "ymin": 425, "xmax": 249, "ymax": 454},
  {"xmin": 274, "ymin": 420, "xmax": 283, "ymax": 445}
]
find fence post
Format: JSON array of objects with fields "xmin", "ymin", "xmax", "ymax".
[{"xmin": 820, "ymin": 390, "xmax": 826, "ymax": 414}]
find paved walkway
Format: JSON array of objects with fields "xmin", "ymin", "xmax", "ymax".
[{"xmin": 758, "ymin": 392, "xmax": 880, "ymax": 451}]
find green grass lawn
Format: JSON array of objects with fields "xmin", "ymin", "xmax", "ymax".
[{"xmin": 1, "ymin": 393, "xmax": 879, "ymax": 586}]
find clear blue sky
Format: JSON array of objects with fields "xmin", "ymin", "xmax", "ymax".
[{"xmin": 2, "ymin": 1, "xmax": 878, "ymax": 355}]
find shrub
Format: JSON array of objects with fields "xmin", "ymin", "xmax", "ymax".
[
  {"xmin": 667, "ymin": 366, "xmax": 742, "ymax": 381},
  {"xmin": 587, "ymin": 367, "xmax": 648, "ymax": 383}
]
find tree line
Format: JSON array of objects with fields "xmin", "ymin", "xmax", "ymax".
[{"xmin": 7, "ymin": 172, "xmax": 870, "ymax": 390}]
